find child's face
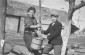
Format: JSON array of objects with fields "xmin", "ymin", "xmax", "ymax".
[
  {"xmin": 27, "ymin": 10, "xmax": 35, "ymax": 17},
  {"xmin": 51, "ymin": 16, "xmax": 57, "ymax": 22}
]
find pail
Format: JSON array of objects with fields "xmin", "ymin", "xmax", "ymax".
[{"xmin": 31, "ymin": 37, "xmax": 43, "ymax": 50}]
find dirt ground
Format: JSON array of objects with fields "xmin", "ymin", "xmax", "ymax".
[{"xmin": 2, "ymin": 33, "xmax": 85, "ymax": 55}]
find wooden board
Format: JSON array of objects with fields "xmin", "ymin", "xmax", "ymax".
[
  {"xmin": 19, "ymin": 17, "xmax": 24, "ymax": 34},
  {"xmin": 5, "ymin": 17, "xmax": 19, "ymax": 33}
]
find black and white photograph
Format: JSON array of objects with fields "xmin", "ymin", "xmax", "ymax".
[{"xmin": 0, "ymin": 0, "xmax": 85, "ymax": 55}]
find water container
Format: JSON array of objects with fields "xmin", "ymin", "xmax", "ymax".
[{"xmin": 31, "ymin": 37, "xmax": 43, "ymax": 50}]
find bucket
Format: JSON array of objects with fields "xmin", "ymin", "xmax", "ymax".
[{"xmin": 31, "ymin": 37, "xmax": 43, "ymax": 50}]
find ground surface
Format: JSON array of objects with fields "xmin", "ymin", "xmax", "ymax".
[{"xmin": 2, "ymin": 33, "xmax": 85, "ymax": 55}]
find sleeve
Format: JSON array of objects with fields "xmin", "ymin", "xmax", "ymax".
[
  {"xmin": 43, "ymin": 24, "xmax": 52, "ymax": 35},
  {"xmin": 47, "ymin": 23, "xmax": 62, "ymax": 40}
]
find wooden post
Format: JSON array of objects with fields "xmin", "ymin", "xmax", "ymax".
[
  {"xmin": 19, "ymin": 17, "xmax": 25, "ymax": 34},
  {"xmin": 0, "ymin": 0, "xmax": 7, "ymax": 55},
  {"xmin": 39, "ymin": 0, "xmax": 41, "ymax": 26}
]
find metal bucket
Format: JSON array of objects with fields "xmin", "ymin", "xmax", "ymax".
[{"xmin": 31, "ymin": 37, "xmax": 43, "ymax": 50}]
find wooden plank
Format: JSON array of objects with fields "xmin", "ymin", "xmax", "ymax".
[
  {"xmin": 19, "ymin": 17, "xmax": 24, "ymax": 34},
  {"xmin": 5, "ymin": 17, "xmax": 19, "ymax": 33},
  {"xmin": 7, "ymin": 5, "xmax": 27, "ymax": 17},
  {"xmin": 0, "ymin": 0, "xmax": 7, "ymax": 54}
]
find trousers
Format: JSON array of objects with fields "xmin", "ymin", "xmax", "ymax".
[
  {"xmin": 42, "ymin": 44, "xmax": 62, "ymax": 55},
  {"xmin": 23, "ymin": 31, "xmax": 33, "ymax": 52}
]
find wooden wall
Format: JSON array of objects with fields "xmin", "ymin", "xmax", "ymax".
[
  {"xmin": 19, "ymin": 17, "xmax": 24, "ymax": 34},
  {"xmin": 5, "ymin": 16, "xmax": 19, "ymax": 33},
  {"xmin": 5, "ymin": 0, "xmax": 68, "ymax": 34}
]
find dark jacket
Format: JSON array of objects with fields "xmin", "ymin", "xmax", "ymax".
[{"xmin": 44, "ymin": 20, "xmax": 63, "ymax": 45}]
